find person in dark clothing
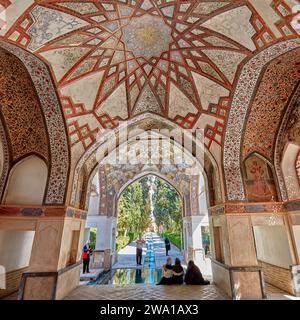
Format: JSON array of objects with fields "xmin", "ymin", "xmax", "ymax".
[
  {"xmin": 157, "ymin": 257, "xmax": 173, "ymax": 285},
  {"xmin": 184, "ymin": 260, "xmax": 210, "ymax": 285},
  {"xmin": 172, "ymin": 257, "xmax": 184, "ymax": 284},
  {"xmin": 165, "ymin": 237, "xmax": 171, "ymax": 256},
  {"xmin": 82, "ymin": 240, "xmax": 93, "ymax": 274},
  {"xmin": 136, "ymin": 236, "xmax": 145, "ymax": 266}
]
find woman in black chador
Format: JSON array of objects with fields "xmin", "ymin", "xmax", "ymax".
[
  {"xmin": 172, "ymin": 258, "xmax": 184, "ymax": 284},
  {"xmin": 184, "ymin": 260, "xmax": 210, "ymax": 285}
]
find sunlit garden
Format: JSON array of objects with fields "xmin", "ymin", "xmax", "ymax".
[{"xmin": 115, "ymin": 175, "xmax": 182, "ymax": 250}]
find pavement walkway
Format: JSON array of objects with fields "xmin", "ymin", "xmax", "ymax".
[{"xmin": 112, "ymin": 232, "xmax": 184, "ymax": 269}]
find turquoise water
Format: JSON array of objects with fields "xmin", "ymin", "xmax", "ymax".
[
  {"xmin": 91, "ymin": 233, "xmax": 162, "ymax": 285},
  {"xmin": 143, "ymin": 233, "xmax": 156, "ymax": 268},
  {"xmin": 97, "ymin": 268, "xmax": 163, "ymax": 285}
]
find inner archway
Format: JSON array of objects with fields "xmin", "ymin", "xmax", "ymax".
[
  {"xmin": 111, "ymin": 174, "xmax": 184, "ymax": 284},
  {"xmin": 83, "ymin": 170, "xmax": 213, "ymax": 285}
]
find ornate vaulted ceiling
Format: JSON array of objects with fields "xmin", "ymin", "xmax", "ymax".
[{"xmin": 0, "ymin": 0, "xmax": 299, "ymax": 160}]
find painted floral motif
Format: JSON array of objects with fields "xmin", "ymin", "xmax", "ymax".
[{"xmin": 27, "ymin": 5, "xmax": 89, "ymax": 51}]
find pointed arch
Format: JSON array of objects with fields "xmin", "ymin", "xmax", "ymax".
[
  {"xmin": 0, "ymin": 40, "xmax": 70, "ymax": 205},
  {"xmin": 224, "ymin": 39, "xmax": 300, "ymax": 201}
]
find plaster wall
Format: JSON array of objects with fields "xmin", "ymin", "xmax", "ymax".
[
  {"xmin": 0, "ymin": 230, "xmax": 34, "ymax": 272},
  {"xmin": 253, "ymin": 225, "xmax": 293, "ymax": 269},
  {"xmin": 292, "ymin": 225, "xmax": 300, "ymax": 261}
]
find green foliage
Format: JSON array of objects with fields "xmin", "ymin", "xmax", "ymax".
[
  {"xmin": 128, "ymin": 231, "xmax": 138, "ymax": 243},
  {"xmin": 89, "ymin": 227, "xmax": 97, "ymax": 250},
  {"xmin": 153, "ymin": 178, "xmax": 182, "ymax": 234},
  {"xmin": 116, "ymin": 235, "xmax": 130, "ymax": 251},
  {"xmin": 161, "ymin": 231, "xmax": 182, "ymax": 249},
  {"xmin": 116, "ymin": 175, "xmax": 183, "ymax": 252},
  {"xmin": 117, "ymin": 178, "xmax": 152, "ymax": 250},
  {"xmin": 202, "ymin": 226, "xmax": 211, "ymax": 245}
]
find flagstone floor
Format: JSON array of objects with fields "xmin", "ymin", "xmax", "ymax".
[
  {"xmin": 64, "ymin": 282, "xmax": 300, "ymax": 301},
  {"xmin": 65, "ymin": 283, "xmax": 229, "ymax": 300},
  {"xmin": 3, "ymin": 278, "xmax": 298, "ymax": 301}
]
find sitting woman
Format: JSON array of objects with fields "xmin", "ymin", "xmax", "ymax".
[
  {"xmin": 184, "ymin": 260, "xmax": 210, "ymax": 285},
  {"xmin": 172, "ymin": 257, "xmax": 184, "ymax": 284},
  {"xmin": 157, "ymin": 257, "xmax": 173, "ymax": 285}
]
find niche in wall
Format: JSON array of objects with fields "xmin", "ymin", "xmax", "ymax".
[
  {"xmin": 0, "ymin": 230, "xmax": 35, "ymax": 272},
  {"xmin": 67, "ymin": 230, "xmax": 80, "ymax": 266},
  {"xmin": 213, "ymin": 227, "xmax": 224, "ymax": 263},
  {"xmin": 3, "ymin": 155, "xmax": 48, "ymax": 205},
  {"xmin": 244, "ymin": 154, "xmax": 277, "ymax": 202}
]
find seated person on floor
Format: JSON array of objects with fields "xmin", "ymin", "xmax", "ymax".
[
  {"xmin": 172, "ymin": 257, "xmax": 184, "ymax": 284},
  {"xmin": 157, "ymin": 257, "xmax": 173, "ymax": 285},
  {"xmin": 184, "ymin": 260, "xmax": 210, "ymax": 285}
]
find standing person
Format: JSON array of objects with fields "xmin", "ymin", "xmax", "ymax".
[
  {"xmin": 172, "ymin": 257, "xmax": 184, "ymax": 284},
  {"xmin": 136, "ymin": 236, "xmax": 145, "ymax": 266},
  {"xmin": 165, "ymin": 237, "xmax": 171, "ymax": 256},
  {"xmin": 82, "ymin": 240, "xmax": 93, "ymax": 274},
  {"xmin": 184, "ymin": 260, "xmax": 210, "ymax": 285},
  {"xmin": 157, "ymin": 257, "xmax": 173, "ymax": 285}
]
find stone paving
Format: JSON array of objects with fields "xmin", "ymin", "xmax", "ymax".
[
  {"xmin": 80, "ymin": 268, "xmax": 104, "ymax": 283},
  {"xmin": 65, "ymin": 282, "xmax": 300, "ymax": 300},
  {"xmin": 65, "ymin": 283, "xmax": 229, "ymax": 300},
  {"xmin": 152, "ymin": 233, "xmax": 185, "ymax": 269},
  {"xmin": 112, "ymin": 241, "xmax": 145, "ymax": 269},
  {"xmin": 265, "ymin": 283, "xmax": 300, "ymax": 300}
]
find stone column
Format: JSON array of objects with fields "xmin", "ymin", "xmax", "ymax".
[
  {"xmin": 183, "ymin": 215, "xmax": 210, "ymax": 273},
  {"xmin": 83, "ymin": 227, "xmax": 90, "ymax": 244},
  {"xmin": 210, "ymin": 204, "xmax": 266, "ymax": 299},
  {"xmin": 86, "ymin": 215, "xmax": 117, "ymax": 270}
]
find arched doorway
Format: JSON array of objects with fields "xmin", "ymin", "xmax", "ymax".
[
  {"xmin": 83, "ymin": 170, "xmax": 213, "ymax": 284},
  {"xmin": 110, "ymin": 174, "xmax": 183, "ymax": 284}
]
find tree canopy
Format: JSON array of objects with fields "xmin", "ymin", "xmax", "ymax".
[
  {"xmin": 152, "ymin": 177, "xmax": 182, "ymax": 234},
  {"xmin": 117, "ymin": 177, "xmax": 152, "ymax": 238},
  {"xmin": 117, "ymin": 175, "xmax": 182, "ymax": 249}
]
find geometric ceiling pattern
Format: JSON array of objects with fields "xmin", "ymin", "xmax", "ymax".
[{"xmin": 0, "ymin": 0, "xmax": 299, "ymax": 157}]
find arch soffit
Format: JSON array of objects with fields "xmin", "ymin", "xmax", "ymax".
[
  {"xmin": 274, "ymin": 84, "xmax": 300, "ymax": 200},
  {"xmin": 223, "ymin": 39, "xmax": 300, "ymax": 201},
  {"xmin": 0, "ymin": 40, "xmax": 70, "ymax": 205}
]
